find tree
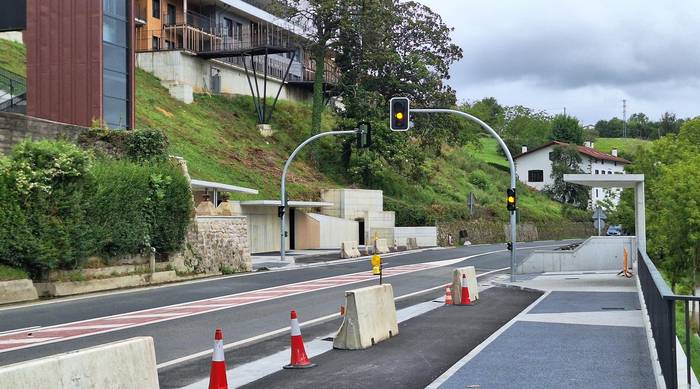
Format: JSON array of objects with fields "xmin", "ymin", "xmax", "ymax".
[
  {"xmin": 659, "ymin": 112, "xmax": 682, "ymax": 136},
  {"xmin": 549, "ymin": 114, "xmax": 583, "ymax": 144},
  {"xmin": 543, "ymin": 145, "xmax": 589, "ymax": 208}
]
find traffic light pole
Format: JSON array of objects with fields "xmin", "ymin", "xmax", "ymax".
[
  {"xmin": 280, "ymin": 130, "xmax": 359, "ymax": 262},
  {"xmin": 411, "ymin": 108, "xmax": 518, "ymax": 282}
]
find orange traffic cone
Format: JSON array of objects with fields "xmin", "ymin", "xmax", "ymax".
[
  {"xmin": 208, "ymin": 328, "xmax": 228, "ymax": 389},
  {"xmin": 445, "ymin": 285, "xmax": 453, "ymax": 305},
  {"xmin": 460, "ymin": 274, "xmax": 472, "ymax": 305},
  {"xmin": 283, "ymin": 310, "xmax": 316, "ymax": 369}
]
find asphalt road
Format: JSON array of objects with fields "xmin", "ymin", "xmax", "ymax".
[{"xmin": 0, "ymin": 240, "xmax": 577, "ymax": 368}]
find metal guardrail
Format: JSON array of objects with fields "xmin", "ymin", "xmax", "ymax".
[{"xmin": 638, "ymin": 249, "xmax": 700, "ymax": 389}]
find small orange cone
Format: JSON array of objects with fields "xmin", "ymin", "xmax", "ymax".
[
  {"xmin": 208, "ymin": 328, "xmax": 228, "ymax": 389},
  {"xmin": 445, "ymin": 285, "xmax": 453, "ymax": 305},
  {"xmin": 459, "ymin": 274, "xmax": 472, "ymax": 305},
  {"xmin": 283, "ymin": 310, "xmax": 316, "ymax": 369}
]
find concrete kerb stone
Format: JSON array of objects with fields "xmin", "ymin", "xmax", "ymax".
[
  {"xmin": 452, "ymin": 266, "xmax": 479, "ymax": 304},
  {"xmin": 333, "ymin": 284, "xmax": 399, "ymax": 350},
  {"xmin": 0, "ymin": 337, "xmax": 159, "ymax": 388}
]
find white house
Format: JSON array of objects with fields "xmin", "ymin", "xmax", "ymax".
[{"xmin": 514, "ymin": 141, "xmax": 631, "ymax": 207}]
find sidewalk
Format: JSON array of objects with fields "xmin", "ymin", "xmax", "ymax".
[{"xmin": 430, "ymin": 272, "xmax": 656, "ymax": 389}]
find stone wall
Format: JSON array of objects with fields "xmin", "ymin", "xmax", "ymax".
[
  {"xmin": 437, "ymin": 220, "xmax": 595, "ymax": 246},
  {"xmin": 0, "ymin": 112, "xmax": 88, "ymax": 155},
  {"xmin": 172, "ymin": 216, "xmax": 251, "ymax": 274}
]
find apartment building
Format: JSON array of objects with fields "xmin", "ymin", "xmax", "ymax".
[{"xmin": 133, "ymin": 0, "xmax": 338, "ymax": 110}]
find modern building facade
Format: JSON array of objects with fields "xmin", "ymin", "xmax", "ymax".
[
  {"xmin": 23, "ymin": 0, "xmax": 135, "ymax": 129},
  {"xmin": 133, "ymin": 0, "xmax": 338, "ymax": 108},
  {"xmin": 515, "ymin": 141, "xmax": 630, "ymax": 207}
]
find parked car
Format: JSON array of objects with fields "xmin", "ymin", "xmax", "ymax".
[{"xmin": 606, "ymin": 225, "xmax": 623, "ymax": 236}]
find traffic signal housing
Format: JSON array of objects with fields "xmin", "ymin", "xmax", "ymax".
[
  {"xmin": 371, "ymin": 255, "xmax": 381, "ymax": 275},
  {"xmin": 389, "ymin": 97, "xmax": 410, "ymax": 131},
  {"xmin": 507, "ymin": 188, "xmax": 516, "ymax": 212},
  {"xmin": 356, "ymin": 122, "xmax": 372, "ymax": 149}
]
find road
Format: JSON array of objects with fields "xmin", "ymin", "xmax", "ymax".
[{"xmin": 0, "ymin": 240, "xmax": 578, "ymax": 380}]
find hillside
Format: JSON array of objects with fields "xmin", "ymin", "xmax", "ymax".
[
  {"xmin": 593, "ymin": 137, "xmax": 649, "ymax": 158},
  {"xmin": 135, "ymin": 69, "xmax": 569, "ymax": 225},
  {"xmin": 0, "ymin": 38, "xmax": 25, "ymax": 77}
]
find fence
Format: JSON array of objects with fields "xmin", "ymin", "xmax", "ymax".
[{"xmin": 638, "ymin": 249, "xmax": 700, "ymax": 389}]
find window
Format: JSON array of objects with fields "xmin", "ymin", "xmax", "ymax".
[
  {"xmin": 601, "ymin": 160, "xmax": 605, "ymax": 165},
  {"xmin": 614, "ymin": 161, "xmax": 617, "ymax": 166},
  {"xmin": 103, "ymin": 0, "xmax": 130, "ymax": 129},
  {"xmin": 104, "ymin": 0, "xmax": 126, "ymax": 18},
  {"xmin": 548, "ymin": 151, "xmax": 554, "ymax": 161},
  {"xmin": 152, "ymin": 36, "xmax": 160, "ymax": 50},
  {"xmin": 596, "ymin": 189, "xmax": 599, "ymax": 197},
  {"xmin": 166, "ymin": 3, "xmax": 176, "ymax": 25},
  {"xmin": 601, "ymin": 171, "xmax": 605, "ymax": 175},
  {"xmin": 224, "ymin": 17, "xmax": 233, "ymax": 37},
  {"xmin": 595, "ymin": 169, "xmax": 599, "ymax": 174},
  {"xmin": 153, "ymin": 0, "xmax": 160, "ymax": 18},
  {"xmin": 528, "ymin": 170, "xmax": 544, "ymax": 182},
  {"xmin": 235, "ymin": 22, "xmax": 243, "ymax": 41}
]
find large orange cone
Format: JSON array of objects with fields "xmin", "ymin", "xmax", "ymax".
[
  {"xmin": 459, "ymin": 274, "xmax": 472, "ymax": 305},
  {"xmin": 283, "ymin": 310, "xmax": 316, "ymax": 369},
  {"xmin": 445, "ymin": 285, "xmax": 453, "ymax": 305},
  {"xmin": 208, "ymin": 328, "xmax": 228, "ymax": 389}
]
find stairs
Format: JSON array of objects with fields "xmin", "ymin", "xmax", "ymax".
[{"xmin": 0, "ymin": 67, "xmax": 26, "ymax": 113}]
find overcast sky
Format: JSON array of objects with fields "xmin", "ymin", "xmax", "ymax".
[{"xmin": 419, "ymin": 0, "xmax": 700, "ymax": 125}]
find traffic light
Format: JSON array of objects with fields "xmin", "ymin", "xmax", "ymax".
[
  {"xmin": 371, "ymin": 255, "xmax": 381, "ymax": 275},
  {"xmin": 506, "ymin": 242, "xmax": 513, "ymax": 251},
  {"xmin": 277, "ymin": 205, "xmax": 285, "ymax": 218},
  {"xmin": 356, "ymin": 121, "xmax": 372, "ymax": 149},
  {"xmin": 507, "ymin": 188, "xmax": 516, "ymax": 212},
  {"xmin": 389, "ymin": 97, "xmax": 410, "ymax": 131}
]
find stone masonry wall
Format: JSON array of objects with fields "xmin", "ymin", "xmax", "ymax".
[
  {"xmin": 0, "ymin": 112, "xmax": 88, "ymax": 155},
  {"xmin": 172, "ymin": 216, "xmax": 251, "ymax": 274}
]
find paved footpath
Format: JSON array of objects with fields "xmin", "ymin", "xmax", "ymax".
[{"xmin": 430, "ymin": 272, "xmax": 656, "ymax": 389}]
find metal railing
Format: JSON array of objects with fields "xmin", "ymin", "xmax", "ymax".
[
  {"xmin": 639, "ymin": 249, "xmax": 700, "ymax": 389},
  {"xmin": 0, "ymin": 67, "xmax": 26, "ymax": 112}
]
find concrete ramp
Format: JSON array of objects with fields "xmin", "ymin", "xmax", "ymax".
[
  {"xmin": 516, "ymin": 236, "xmax": 636, "ymax": 274},
  {"xmin": 0, "ymin": 337, "xmax": 159, "ymax": 388},
  {"xmin": 333, "ymin": 284, "xmax": 399, "ymax": 350}
]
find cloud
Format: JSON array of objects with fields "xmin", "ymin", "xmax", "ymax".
[{"xmin": 420, "ymin": 0, "xmax": 700, "ymax": 122}]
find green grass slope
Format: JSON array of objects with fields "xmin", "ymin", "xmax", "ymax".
[
  {"xmin": 136, "ymin": 69, "xmax": 568, "ymax": 224},
  {"xmin": 593, "ymin": 137, "xmax": 649, "ymax": 157},
  {"xmin": 0, "ymin": 38, "xmax": 26, "ymax": 76}
]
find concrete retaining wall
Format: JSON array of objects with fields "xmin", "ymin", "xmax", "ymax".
[
  {"xmin": 0, "ymin": 279, "xmax": 38, "ymax": 305},
  {"xmin": 303, "ymin": 213, "xmax": 358, "ymax": 249},
  {"xmin": 333, "ymin": 284, "xmax": 398, "ymax": 350},
  {"xmin": 0, "ymin": 112, "xmax": 87, "ymax": 155},
  {"xmin": 34, "ymin": 271, "xmax": 179, "ymax": 297},
  {"xmin": 0, "ymin": 337, "xmax": 159, "ymax": 388},
  {"xmin": 516, "ymin": 236, "xmax": 636, "ymax": 274},
  {"xmin": 395, "ymin": 227, "xmax": 437, "ymax": 247}
]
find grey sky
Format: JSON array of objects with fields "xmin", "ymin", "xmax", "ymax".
[{"xmin": 419, "ymin": 0, "xmax": 700, "ymax": 125}]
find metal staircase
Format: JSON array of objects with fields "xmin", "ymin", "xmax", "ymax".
[{"xmin": 0, "ymin": 67, "xmax": 26, "ymax": 113}]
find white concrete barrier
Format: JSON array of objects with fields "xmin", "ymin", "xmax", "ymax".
[
  {"xmin": 452, "ymin": 266, "xmax": 479, "ymax": 303},
  {"xmin": 333, "ymin": 284, "xmax": 399, "ymax": 350},
  {"xmin": 340, "ymin": 241, "xmax": 361, "ymax": 259},
  {"xmin": 0, "ymin": 337, "xmax": 159, "ymax": 388},
  {"xmin": 374, "ymin": 238, "xmax": 390, "ymax": 254},
  {"xmin": 0, "ymin": 279, "xmax": 38, "ymax": 305},
  {"xmin": 406, "ymin": 237, "xmax": 419, "ymax": 250}
]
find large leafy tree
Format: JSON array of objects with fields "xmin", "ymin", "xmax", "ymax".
[
  {"xmin": 550, "ymin": 114, "xmax": 584, "ymax": 144},
  {"xmin": 543, "ymin": 145, "xmax": 589, "ymax": 208}
]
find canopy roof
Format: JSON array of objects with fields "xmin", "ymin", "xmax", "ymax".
[
  {"xmin": 563, "ymin": 174, "xmax": 644, "ymax": 188},
  {"xmin": 190, "ymin": 179, "xmax": 259, "ymax": 195}
]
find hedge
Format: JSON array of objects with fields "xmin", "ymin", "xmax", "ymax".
[{"xmin": 0, "ymin": 140, "xmax": 192, "ymax": 279}]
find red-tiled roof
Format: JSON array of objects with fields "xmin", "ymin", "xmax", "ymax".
[{"xmin": 514, "ymin": 141, "xmax": 631, "ymax": 164}]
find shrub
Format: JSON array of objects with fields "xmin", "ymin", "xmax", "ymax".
[
  {"xmin": 78, "ymin": 128, "xmax": 169, "ymax": 163},
  {"xmin": 469, "ymin": 170, "xmax": 490, "ymax": 190}
]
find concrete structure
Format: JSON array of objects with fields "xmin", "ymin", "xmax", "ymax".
[
  {"xmin": 340, "ymin": 240, "xmax": 361, "ymax": 259},
  {"xmin": 395, "ymin": 226, "xmax": 437, "ymax": 247},
  {"xmin": 333, "ymin": 284, "xmax": 399, "ymax": 350},
  {"xmin": 321, "ymin": 189, "xmax": 397, "ymax": 246},
  {"xmin": 515, "ymin": 141, "xmax": 630, "ymax": 207},
  {"xmin": 0, "ymin": 279, "xmax": 38, "ymax": 305},
  {"xmin": 0, "ymin": 337, "xmax": 159, "ymax": 388},
  {"xmin": 451, "ymin": 266, "xmax": 479, "ymax": 303},
  {"xmin": 25, "ymin": 0, "xmax": 136, "ymax": 129},
  {"xmin": 564, "ymin": 174, "xmax": 646, "ymax": 252},
  {"xmin": 295, "ymin": 213, "xmax": 358, "ymax": 250},
  {"xmin": 516, "ymin": 236, "xmax": 636, "ymax": 274}
]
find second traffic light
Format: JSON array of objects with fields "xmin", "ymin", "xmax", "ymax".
[
  {"xmin": 389, "ymin": 97, "xmax": 410, "ymax": 131},
  {"xmin": 507, "ymin": 188, "xmax": 516, "ymax": 212},
  {"xmin": 356, "ymin": 122, "xmax": 372, "ymax": 149}
]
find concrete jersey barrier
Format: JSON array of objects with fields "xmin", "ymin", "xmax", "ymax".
[
  {"xmin": 406, "ymin": 237, "xmax": 419, "ymax": 250},
  {"xmin": 0, "ymin": 337, "xmax": 159, "ymax": 388},
  {"xmin": 374, "ymin": 238, "xmax": 390, "ymax": 254},
  {"xmin": 340, "ymin": 240, "xmax": 361, "ymax": 259},
  {"xmin": 452, "ymin": 266, "xmax": 479, "ymax": 303},
  {"xmin": 333, "ymin": 284, "xmax": 399, "ymax": 350}
]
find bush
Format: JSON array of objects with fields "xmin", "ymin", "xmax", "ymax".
[
  {"xmin": 469, "ymin": 170, "xmax": 490, "ymax": 190},
  {"xmin": 78, "ymin": 128, "xmax": 169, "ymax": 162}
]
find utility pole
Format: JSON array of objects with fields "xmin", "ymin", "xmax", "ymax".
[{"xmin": 623, "ymin": 99, "xmax": 627, "ymax": 137}]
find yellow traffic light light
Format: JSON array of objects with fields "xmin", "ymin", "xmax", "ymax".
[
  {"xmin": 371, "ymin": 255, "xmax": 381, "ymax": 267},
  {"xmin": 372, "ymin": 265, "xmax": 381, "ymax": 275},
  {"xmin": 395, "ymin": 112, "xmax": 404, "ymax": 120},
  {"xmin": 389, "ymin": 97, "xmax": 410, "ymax": 131},
  {"xmin": 507, "ymin": 188, "xmax": 516, "ymax": 211}
]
